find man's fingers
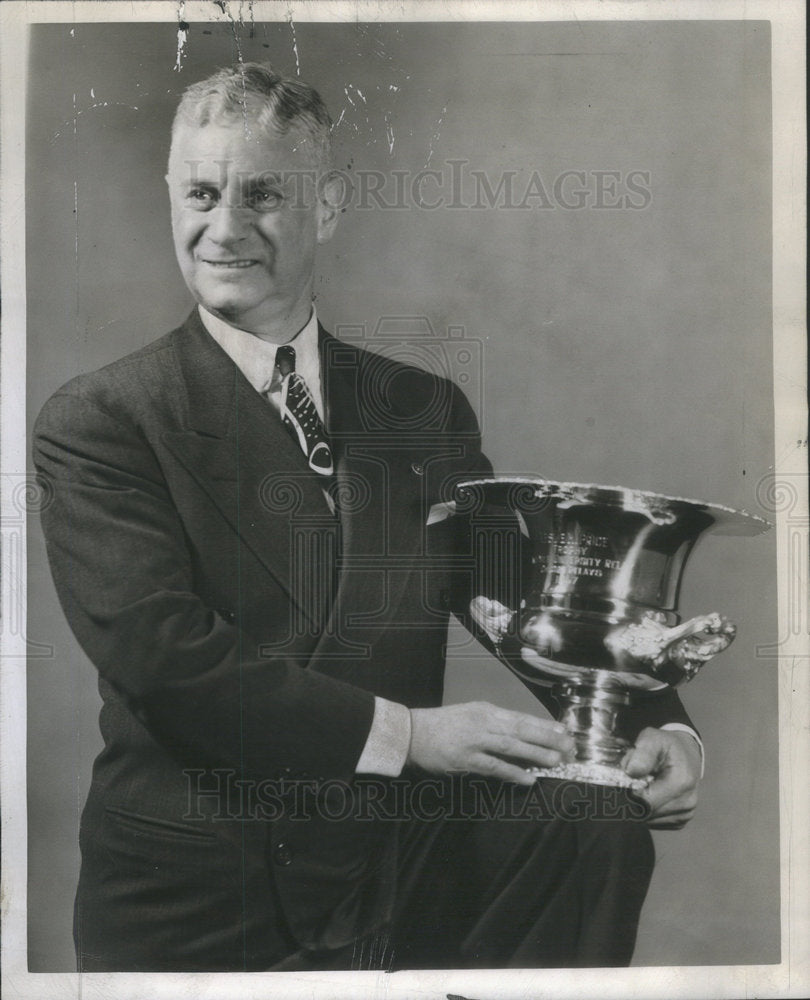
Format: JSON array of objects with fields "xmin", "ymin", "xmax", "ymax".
[
  {"xmin": 648, "ymin": 813, "xmax": 694, "ymax": 830},
  {"xmin": 647, "ymin": 800, "xmax": 697, "ymax": 828},
  {"xmin": 488, "ymin": 719, "xmax": 574, "ymax": 751},
  {"xmin": 457, "ymin": 704, "xmax": 578, "ymax": 777},
  {"xmin": 638, "ymin": 770, "xmax": 699, "ymax": 821},
  {"xmin": 516, "ymin": 717, "xmax": 575, "ymax": 752},
  {"xmin": 645, "ymin": 785, "xmax": 698, "ymax": 815},
  {"xmin": 488, "ymin": 709, "xmax": 575, "ymax": 752},
  {"xmin": 622, "ymin": 732, "xmax": 667, "ymax": 778},
  {"xmin": 409, "ymin": 702, "xmax": 578, "ymax": 784},
  {"xmin": 483, "ymin": 732, "xmax": 573, "ymax": 770},
  {"xmin": 620, "ymin": 728, "xmax": 702, "ymax": 826},
  {"xmin": 471, "ymin": 754, "xmax": 538, "ymax": 787}
]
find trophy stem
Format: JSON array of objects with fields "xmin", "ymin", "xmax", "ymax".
[
  {"xmin": 527, "ymin": 676, "xmax": 650, "ymax": 791},
  {"xmin": 554, "ymin": 678, "xmax": 632, "ymax": 766}
]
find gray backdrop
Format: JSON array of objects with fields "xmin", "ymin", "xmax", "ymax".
[{"xmin": 26, "ymin": 20, "xmax": 778, "ymax": 971}]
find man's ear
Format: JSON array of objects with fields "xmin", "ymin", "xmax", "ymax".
[{"xmin": 315, "ymin": 171, "xmax": 345, "ymax": 245}]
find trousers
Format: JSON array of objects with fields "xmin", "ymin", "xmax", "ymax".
[
  {"xmin": 75, "ymin": 779, "xmax": 654, "ymax": 971},
  {"xmin": 271, "ymin": 779, "xmax": 655, "ymax": 971}
]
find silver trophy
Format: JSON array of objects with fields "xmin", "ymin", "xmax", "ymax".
[{"xmin": 454, "ymin": 477, "xmax": 770, "ymax": 790}]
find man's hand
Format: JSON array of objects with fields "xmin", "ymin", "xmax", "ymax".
[
  {"xmin": 408, "ymin": 702, "xmax": 575, "ymax": 786},
  {"xmin": 622, "ymin": 727, "xmax": 702, "ymax": 829}
]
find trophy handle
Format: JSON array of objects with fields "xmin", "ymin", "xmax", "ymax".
[
  {"xmin": 607, "ymin": 611, "xmax": 737, "ymax": 682},
  {"xmin": 469, "ymin": 596, "xmax": 514, "ymax": 650}
]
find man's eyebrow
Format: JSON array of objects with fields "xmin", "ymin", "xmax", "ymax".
[
  {"xmin": 239, "ymin": 171, "xmax": 286, "ymax": 187},
  {"xmin": 178, "ymin": 178, "xmax": 220, "ymax": 191}
]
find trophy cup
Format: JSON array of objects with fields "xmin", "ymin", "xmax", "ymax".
[{"xmin": 454, "ymin": 477, "xmax": 770, "ymax": 790}]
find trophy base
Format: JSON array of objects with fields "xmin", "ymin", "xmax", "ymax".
[
  {"xmin": 526, "ymin": 675, "xmax": 653, "ymax": 793},
  {"xmin": 527, "ymin": 761, "xmax": 652, "ymax": 793}
]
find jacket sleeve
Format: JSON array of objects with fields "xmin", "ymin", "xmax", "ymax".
[{"xmin": 33, "ymin": 389, "xmax": 375, "ymax": 784}]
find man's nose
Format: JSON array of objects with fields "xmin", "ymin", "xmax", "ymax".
[{"xmin": 205, "ymin": 202, "xmax": 252, "ymax": 244}]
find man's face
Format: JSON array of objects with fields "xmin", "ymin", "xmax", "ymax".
[{"xmin": 167, "ymin": 118, "xmax": 338, "ymax": 340}]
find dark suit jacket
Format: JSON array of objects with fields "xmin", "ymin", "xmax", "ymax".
[{"xmin": 33, "ymin": 309, "xmax": 694, "ymax": 969}]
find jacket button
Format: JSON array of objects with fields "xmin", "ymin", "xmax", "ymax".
[
  {"xmin": 273, "ymin": 842, "xmax": 294, "ymax": 866},
  {"xmin": 411, "ymin": 462, "xmax": 424, "ymax": 476}
]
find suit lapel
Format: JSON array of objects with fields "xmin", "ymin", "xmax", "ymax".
[
  {"xmin": 160, "ymin": 314, "xmax": 426, "ymax": 648},
  {"xmin": 162, "ymin": 312, "xmax": 333, "ymax": 629}
]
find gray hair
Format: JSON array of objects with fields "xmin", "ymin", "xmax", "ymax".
[{"xmin": 171, "ymin": 62, "xmax": 334, "ymax": 169}]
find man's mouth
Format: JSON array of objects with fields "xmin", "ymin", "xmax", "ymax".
[{"xmin": 201, "ymin": 259, "xmax": 260, "ymax": 269}]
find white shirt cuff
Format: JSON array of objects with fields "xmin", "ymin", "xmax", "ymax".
[
  {"xmin": 355, "ymin": 697, "xmax": 412, "ymax": 776},
  {"xmin": 661, "ymin": 723, "xmax": 705, "ymax": 779}
]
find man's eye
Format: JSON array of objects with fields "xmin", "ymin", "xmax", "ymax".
[
  {"xmin": 250, "ymin": 189, "xmax": 283, "ymax": 210},
  {"xmin": 187, "ymin": 189, "xmax": 216, "ymax": 209}
]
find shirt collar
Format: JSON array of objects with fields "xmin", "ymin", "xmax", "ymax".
[{"xmin": 198, "ymin": 304, "xmax": 320, "ymax": 395}]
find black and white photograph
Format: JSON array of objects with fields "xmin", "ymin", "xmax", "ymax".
[{"xmin": 1, "ymin": 2, "xmax": 806, "ymax": 998}]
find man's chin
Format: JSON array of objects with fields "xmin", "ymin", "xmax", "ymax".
[
  {"xmin": 200, "ymin": 301, "xmax": 253, "ymax": 327},
  {"xmin": 194, "ymin": 286, "xmax": 263, "ymax": 324}
]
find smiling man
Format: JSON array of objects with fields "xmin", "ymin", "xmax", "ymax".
[
  {"xmin": 33, "ymin": 63, "xmax": 702, "ymax": 973},
  {"xmin": 167, "ymin": 93, "xmax": 334, "ymax": 339}
]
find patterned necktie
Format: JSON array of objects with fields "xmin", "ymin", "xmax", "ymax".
[{"xmin": 275, "ymin": 344, "xmax": 335, "ymax": 478}]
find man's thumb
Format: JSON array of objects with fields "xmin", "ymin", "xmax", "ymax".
[{"xmin": 622, "ymin": 729, "xmax": 664, "ymax": 777}]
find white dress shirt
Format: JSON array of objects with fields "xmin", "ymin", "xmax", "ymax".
[{"xmin": 200, "ymin": 304, "xmax": 325, "ymax": 419}]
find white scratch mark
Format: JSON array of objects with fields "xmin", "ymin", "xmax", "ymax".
[
  {"xmin": 342, "ymin": 85, "xmax": 371, "ymax": 134},
  {"xmin": 425, "ymin": 104, "xmax": 447, "ymax": 167},
  {"xmin": 72, "ymin": 92, "xmax": 79, "ymax": 271},
  {"xmin": 69, "ymin": 28, "xmax": 74, "ymax": 37},
  {"xmin": 52, "ymin": 102, "xmax": 140, "ymax": 139},
  {"xmin": 345, "ymin": 84, "xmax": 366, "ymax": 106},
  {"xmin": 332, "ymin": 108, "xmax": 346, "ymax": 130},
  {"xmin": 216, "ymin": 1, "xmax": 243, "ymax": 65},
  {"xmin": 174, "ymin": 26, "xmax": 188, "ymax": 71},
  {"xmin": 73, "ymin": 180, "xmax": 79, "ymax": 261},
  {"xmin": 385, "ymin": 113, "xmax": 395, "ymax": 154},
  {"xmin": 287, "ymin": 13, "xmax": 300, "ymax": 76},
  {"xmin": 174, "ymin": 1, "xmax": 188, "ymax": 73},
  {"xmin": 90, "ymin": 87, "xmax": 95, "ymax": 99},
  {"xmin": 389, "ymin": 84, "xmax": 399, "ymax": 92}
]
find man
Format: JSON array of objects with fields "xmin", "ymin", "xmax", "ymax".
[{"xmin": 33, "ymin": 63, "xmax": 702, "ymax": 973}]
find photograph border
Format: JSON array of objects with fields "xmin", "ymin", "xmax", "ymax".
[{"xmin": 2, "ymin": 2, "xmax": 807, "ymax": 998}]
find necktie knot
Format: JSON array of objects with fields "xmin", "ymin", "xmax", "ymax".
[{"xmin": 276, "ymin": 344, "xmax": 296, "ymax": 378}]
